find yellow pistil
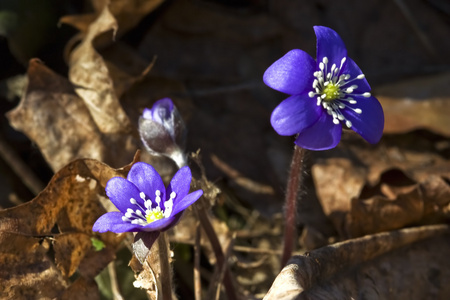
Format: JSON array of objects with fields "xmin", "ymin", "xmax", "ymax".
[
  {"xmin": 146, "ymin": 210, "xmax": 164, "ymax": 223},
  {"xmin": 322, "ymin": 83, "xmax": 340, "ymax": 101}
]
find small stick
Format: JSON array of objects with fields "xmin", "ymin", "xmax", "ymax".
[
  {"xmin": 209, "ymin": 233, "xmax": 235, "ymax": 300},
  {"xmin": 281, "ymin": 146, "xmax": 306, "ymax": 267},
  {"xmin": 194, "ymin": 221, "xmax": 202, "ymax": 300},
  {"xmin": 108, "ymin": 262, "xmax": 124, "ymax": 300},
  {"xmin": 158, "ymin": 232, "xmax": 174, "ymax": 300},
  {"xmin": 195, "ymin": 206, "xmax": 238, "ymax": 300}
]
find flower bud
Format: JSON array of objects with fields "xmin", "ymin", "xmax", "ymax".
[{"xmin": 139, "ymin": 98, "xmax": 187, "ymax": 167}]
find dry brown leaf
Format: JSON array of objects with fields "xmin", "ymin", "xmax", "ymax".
[
  {"xmin": 7, "ymin": 58, "xmax": 139, "ymax": 171},
  {"xmin": 60, "ymin": 277, "xmax": 100, "ymax": 300},
  {"xmin": 312, "ymin": 136, "xmax": 450, "ymax": 238},
  {"xmin": 54, "ymin": 233, "xmax": 94, "ymax": 278},
  {"xmin": 7, "ymin": 59, "xmax": 105, "ymax": 172},
  {"xmin": 311, "ymin": 158, "xmax": 366, "ymax": 237},
  {"xmin": 0, "ymin": 235, "xmax": 67, "ymax": 300},
  {"xmin": 61, "ymin": 0, "xmax": 165, "ymax": 49},
  {"xmin": 376, "ymin": 72, "xmax": 450, "ymax": 137},
  {"xmin": 95, "ymin": 0, "xmax": 165, "ymax": 36},
  {"xmin": 264, "ymin": 225, "xmax": 450, "ymax": 300},
  {"xmin": 0, "ymin": 156, "xmax": 136, "ymax": 298},
  {"xmin": 68, "ymin": 5, "xmax": 131, "ymax": 135},
  {"xmin": 345, "ymin": 169, "xmax": 450, "ymax": 237}
]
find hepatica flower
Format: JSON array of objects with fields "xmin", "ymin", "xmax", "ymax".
[
  {"xmin": 93, "ymin": 162, "xmax": 203, "ymax": 235},
  {"xmin": 264, "ymin": 26, "xmax": 384, "ymax": 150},
  {"xmin": 139, "ymin": 98, "xmax": 187, "ymax": 167}
]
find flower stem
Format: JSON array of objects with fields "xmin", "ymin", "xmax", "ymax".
[
  {"xmin": 281, "ymin": 145, "xmax": 306, "ymax": 267},
  {"xmin": 158, "ymin": 232, "xmax": 174, "ymax": 300}
]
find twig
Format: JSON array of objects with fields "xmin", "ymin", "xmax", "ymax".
[
  {"xmin": 158, "ymin": 232, "xmax": 174, "ymax": 300},
  {"xmin": 0, "ymin": 134, "xmax": 45, "ymax": 196},
  {"xmin": 194, "ymin": 221, "xmax": 202, "ymax": 300},
  {"xmin": 108, "ymin": 262, "xmax": 124, "ymax": 300},
  {"xmin": 195, "ymin": 206, "xmax": 238, "ymax": 300},
  {"xmin": 207, "ymin": 233, "xmax": 235, "ymax": 300},
  {"xmin": 233, "ymin": 245, "xmax": 304, "ymax": 256},
  {"xmin": 281, "ymin": 146, "xmax": 306, "ymax": 267}
]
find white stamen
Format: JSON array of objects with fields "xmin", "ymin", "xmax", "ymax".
[
  {"xmin": 140, "ymin": 192, "xmax": 146, "ymax": 200},
  {"xmin": 319, "ymin": 62, "xmax": 324, "ymax": 71},
  {"xmin": 307, "ymin": 55, "xmax": 370, "ymax": 130},
  {"xmin": 130, "ymin": 198, "xmax": 137, "ymax": 205},
  {"xmin": 331, "ymin": 64, "xmax": 336, "ymax": 73},
  {"xmin": 144, "ymin": 200, "xmax": 152, "ymax": 210}
]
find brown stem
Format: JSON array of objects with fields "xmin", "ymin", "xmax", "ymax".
[
  {"xmin": 281, "ymin": 145, "xmax": 306, "ymax": 267},
  {"xmin": 194, "ymin": 221, "xmax": 202, "ymax": 300},
  {"xmin": 195, "ymin": 206, "xmax": 238, "ymax": 300},
  {"xmin": 108, "ymin": 262, "xmax": 124, "ymax": 300},
  {"xmin": 158, "ymin": 232, "xmax": 174, "ymax": 300}
]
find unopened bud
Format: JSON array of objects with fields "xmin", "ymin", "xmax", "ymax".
[{"xmin": 139, "ymin": 98, "xmax": 187, "ymax": 167}]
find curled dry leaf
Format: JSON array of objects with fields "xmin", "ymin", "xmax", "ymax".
[
  {"xmin": 311, "ymin": 158, "xmax": 366, "ymax": 237},
  {"xmin": 264, "ymin": 225, "xmax": 450, "ymax": 300},
  {"xmin": 7, "ymin": 57, "xmax": 138, "ymax": 171},
  {"xmin": 68, "ymin": 5, "xmax": 131, "ymax": 135},
  {"xmin": 376, "ymin": 72, "xmax": 450, "ymax": 137},
  {"xmin": 94, "ymin": 0, "xmax": 165, "ymax": 38},
  {"xmin": 312, "ymin": 132, "xmax": 450, "ymax": 239},
  {"xmin": 346, "ymin": 169, "xmax": 450, "ymax": 238},
  {"xmin": 61, "ymin": 0, "xmax": 165, "ymax": 43},
  {"xmin": 7, "ymin": 59, "xmax": 105, "ymax": 172},
  {"xmin": 0, "ymin": 157, "xmax": 136, "ymax": 299}
]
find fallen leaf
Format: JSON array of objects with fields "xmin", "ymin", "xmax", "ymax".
[
  {"xmin": 7, "ymin": 58, "xmax": 138, "ymax": 171},
  {"xmin": 376, "ymin": 72, "xmax": 450, "ymax": 137},
  {"xmin": 264, "ymin": 225, "xmax": 450, "ymax": 300},
  {"xmin": 0, "ymin": 156, "xmax": 136, "ymax": 298},
  {"xmin": 311, "ymin": 158, "xmax": 366, "ymax": 237},
  {"xmin": 7, "ymin": 59, "xmax": 105, "ymax": 172},
  {"xmin": 68, "ymin": 5, "xmax": 132, "ymax": 135}
]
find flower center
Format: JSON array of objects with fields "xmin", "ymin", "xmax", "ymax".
[
  {"xmin": 322, "ymin": 83, "xmax": 340, "ymax": 101},
  {"xmin": 308, "ymin": 56, "xmax": 370, "ymax": 128},
  {"xmin": 146, "ymin": 210, "xmax": 164, "ymax": 223},
  {"xmin": 121, "ymin": 190, "xmax": 177, "ymax": 226}
]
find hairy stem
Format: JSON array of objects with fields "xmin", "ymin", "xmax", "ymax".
[{"xmin": 281, "ymin": 145, "xmax": 306, "ymax": 267}]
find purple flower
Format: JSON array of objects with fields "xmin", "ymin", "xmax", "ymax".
[
  {"xmin": 264, "ymin": 26, "xmax": 384, "ymax": 150},
  {"xmin": 93, "ymin": 162, "xmax": 203, "ymax": 235},
  {"xmin": 139, "ymin": 98, "xmax": 187, "ymax": 167}
]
